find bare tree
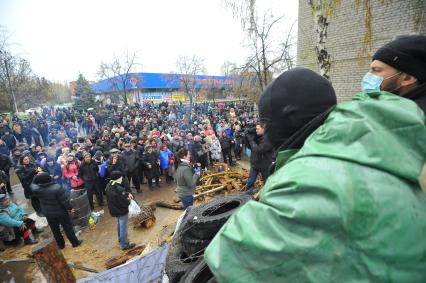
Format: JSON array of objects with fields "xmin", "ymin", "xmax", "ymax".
[
  {"xmin": 244, "ymin": 12, "xmax": 296, "ymax": 92},
  {"xmin": 224, "ymin": 1, "xmax": 296, "ymax": 96},
  {"xmin": 97, "ymin": 50, "xmax": 140, "ymax": 105},
  {"xmin": 166, "ymin": 55, "xmax": 205, "ymax": 124},
  {"xmin": 0, "ymin": 49, "xmax": 33, "ymax": 112}
]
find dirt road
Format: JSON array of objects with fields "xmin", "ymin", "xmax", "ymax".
[{"xmin": 0, "ymin": 181, "xmax": 183, "ymax": 282}]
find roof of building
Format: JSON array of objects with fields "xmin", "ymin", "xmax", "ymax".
[{"xmin": 91, "ymin": 72, "xmax": 238, "ymax": 93}]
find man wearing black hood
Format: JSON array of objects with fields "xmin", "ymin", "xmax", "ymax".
[
  {"xmin": 205, "ymin": 40, "xmax": 426, "ymax": 282},
  {"xmin": 258, "ymin": 67, "xmax": 337, "ymax": 152}
]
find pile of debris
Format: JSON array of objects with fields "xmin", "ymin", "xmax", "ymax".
[{"xmin": 194, "ymin": 163, "xmax": 251, "ymax": 201}]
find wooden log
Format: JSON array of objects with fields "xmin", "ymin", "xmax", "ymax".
[
  {"xmin": 32, "ymin": 239, "xmax": 76, "ymax": 283},
  {"xmin": 205, "ymin": 177, "xmax": 213, "ymax": 186},
  {"xmin": 199, "ymin": 171, "xmax": 241, "ymax": 182},
  {"xmin": 231, "ymin": 180, "xmax": 242, "ymax": 191},
  {"xmin": 105, "ymin": 245, "xmax": 146, "ymax": 269},
  {"xmin": 196, "ymin": 184, "xmax": 223, "ymax": 190},
  {"xmin": 148, "ymin": 200, "xmax": 183, "ymax": 210},
  {"xmin": 194, "ymin": 185, "xmax": 226, "ymax": 199}
]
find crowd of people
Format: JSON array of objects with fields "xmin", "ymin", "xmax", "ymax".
[{"xmin": 0, "ymin": 99, "xmax": 260, "ymax": 247}]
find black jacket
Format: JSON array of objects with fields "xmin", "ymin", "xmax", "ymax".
[
  {"xmin": 142, "ymin": 151, "xmax": 160, "ymax": 179},
  {"xmin": 247, "ymin": 134, "xmax": 273, "ymax": 171},
  {"xmin": 16, "ymin": 163, "xmax": 37, "ymax": 196},
  {"xmin": 78, "ymin": 160, "xmax": 99, "ymax": 182},
  {"xmin": 121, "ymin": 150, "xmax": 140, "ymax": 173},
  {"xmin": 105, "ymin": 182, "xmax": 130, "ymax": 217},
  {"xmin": 31, "ymin": 182, "xmax": 73, "ymax": 218},
  {"xmin": 0, "ymin": 154, "xmax": 11, "ymax": 173},
  {"xmin": 106, "ymin": 156, "xmax": 128, "ymax": 177},
  {"xmin": 220, "ymin": 135, "xmax": 233, "ymax": 151}
]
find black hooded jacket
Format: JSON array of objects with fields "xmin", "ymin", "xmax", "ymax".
[
  {"xmin": 105, "ymin": 182, "xmax": 130, "ymax": 217},
  {"xmin": 404, "ymin": 83, "xmax": 426, "ymax": 115}
]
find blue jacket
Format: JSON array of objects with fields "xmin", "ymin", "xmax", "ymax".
[
  {"xmin": 100, "ymin": 160, "xmax": 108, "ymax": 178},
  {"xmin": 43, "ymin": 161, "xmax": 63, "ymax": 184},
  {"xmin": 0, "ymin": 202, "xmax": 26, "ymax": 227},
  {"xmin": 159, "ymin": 149, "xmax": 173, "ymax": 170}
]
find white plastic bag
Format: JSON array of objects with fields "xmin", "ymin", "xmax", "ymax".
[{"xmin": 128, "ymin": 200, "xmax": 141, "ymax": 218}]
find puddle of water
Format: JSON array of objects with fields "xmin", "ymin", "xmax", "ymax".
[{"xmin": 0, "ymin": 261, "xmax": 46, "ymax": 283}]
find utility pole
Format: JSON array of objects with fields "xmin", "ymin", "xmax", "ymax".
[{"xmin": 0, "ymin": 50, "xmax": 18, "ymax": 113}]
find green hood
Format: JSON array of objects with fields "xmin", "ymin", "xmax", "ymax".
[
  {"xmin": 205, "ymin": 91, "xmax": 426, "ymax": 283},
  {"xmin": 285, "ymin": 91, "xmax": 426, "ymax": 184}
]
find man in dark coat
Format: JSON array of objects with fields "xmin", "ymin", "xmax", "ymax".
[
  {"xmin": 121, "ymin": 143, "xmax": 141, "ymax": 193},
  {"xmin": 142, "ymin": 145, "xmax": 160, "ymax": 189},
  {"xmin": 0, "ymin": 153, "xmax": 13, "ymax": 194},
  {"xmin": 15, "ymin": 155, "xmax": 41, "ymax": 214},
  {"xmin": 1, "ymin": 131, "xmax": 16, "ymax": 151},
  {"xmin": 219, "ymin": 131, "xmax": 233, "ymax": 166},
  {"xmin": 105, "ymin": 171, "xmax": 135, "ymax": 250},
  {"xmin": 244, "ymin": 123, "xmax": 273, "ymax": 191},
  {"xmin": 0, "ymin": 138, "xmax": 9, "ymax": 156},
  {"xmin": 31, "ymin": 173, "xmax": 81, "ymax": 249},
  {"xmin": 78, "ymin": 152, "xmax": 103, "ymax": 210}
]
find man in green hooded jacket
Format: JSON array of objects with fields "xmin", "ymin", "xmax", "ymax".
[{"xmin": 205, "ymin": 35, "xmax": 426, "ymax": 282}]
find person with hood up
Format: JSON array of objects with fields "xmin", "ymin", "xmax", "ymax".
[
  {"xmin": 105, "ymin": 171, "xmax": 135, "ymax": 250},
  {"xmin": 43, "ymin": 156, "xmax": 62, "ymax": 185},
  {"xmin": 206, "ymin": 38, "xmax": 426, "ymax": 282},
  {"xmin": 31, "ymin": 173, "xmax": 81, "ymax": 249}
]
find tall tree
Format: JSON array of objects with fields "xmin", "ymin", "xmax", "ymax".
[
  {"xmin": 97, "ymin": 50, "xmax": 140, "ymax": 105},
  {"xmin": 73, "ymin": 74, "xmax": 96, "ymax": 111}
]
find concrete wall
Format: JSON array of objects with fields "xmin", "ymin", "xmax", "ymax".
[{"xmin": 297, "ymin": 0, "xmax": 426, "ymax": 101}]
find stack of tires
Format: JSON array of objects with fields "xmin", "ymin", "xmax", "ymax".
[{"xmin": 166, "ymin": 194, "xmax": 251, "ymax": 283}]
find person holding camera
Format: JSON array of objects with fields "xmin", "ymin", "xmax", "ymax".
[{"xmin": 244, "ymin": 123, "xmax": 273, "ymax": 192}]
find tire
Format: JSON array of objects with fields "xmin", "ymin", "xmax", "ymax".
[
  {"xmin": 179, "ymin": 257, "xmax": 216, "ymax": 283},
  {"xmin": 181, "ymin": 235, "xmax": 211, "ymax": 256},
  {"xmin": 165, "ymin": 236, "xmax": 200, "ymax": 283},
  {"xmin": 184, "ymin": 194, "xmax": 251, "ymax": 240}
]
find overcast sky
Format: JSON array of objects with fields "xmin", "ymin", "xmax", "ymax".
[{"xmin": 0, "ymin": 0, "xmax": 298, "ymax": 83}]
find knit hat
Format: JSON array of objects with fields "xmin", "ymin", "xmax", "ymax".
[
  {"xmin": 0, "ymin": 193, "xmax": 8, "ymax": 202},
  {"xmin": 94, "ymin": 150, "xmax": 103, "ymax": 158},
  {"xmin": 372, "ymin": 35, "xmax": 426, "ymax": 83},
  {"xmin": 33, "ymin": 172, "xmax": 52, "ymax": 185},
  {"xmin": 258, "ymin": 67, "xmax": 336, "ymax": 149},
  {"xmin": 110, "ymin": 171, "xmax": 122, "ymax": 181}
]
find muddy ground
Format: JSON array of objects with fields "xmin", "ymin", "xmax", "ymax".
[
  {"xmin": 0, "ymin": 180, "xmax": 184, "ymax": 282},
  {"xmin": 0, "ymin": 160, "xmax": 250, "ymax": 282}
]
